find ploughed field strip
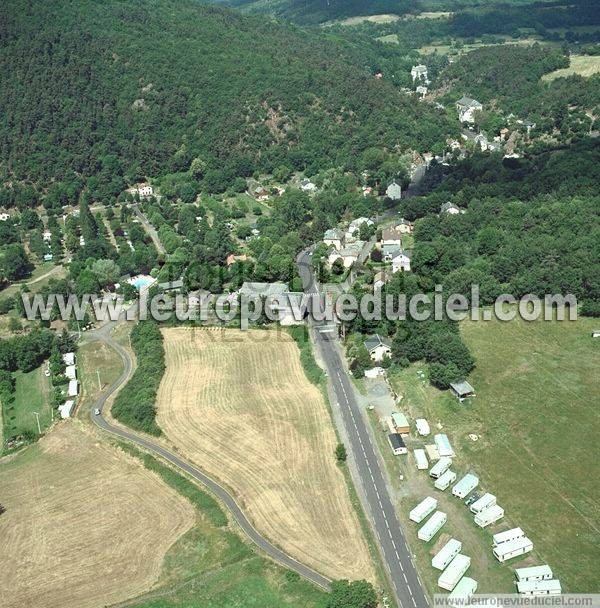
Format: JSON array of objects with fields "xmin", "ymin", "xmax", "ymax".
[
  {"xmin": 0, "ymin": 423, "xmax": 194, "ymax": 608},
  {"xmin": 156, "ymin": 327, "xmax": 374, "ymax": 582}
]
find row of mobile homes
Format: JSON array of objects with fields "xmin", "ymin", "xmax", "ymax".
[
  {"xmin": 493, "ymin": 527, "xmax": 525, "ymax": 547},
  {"xmin": 414, "ymin": 448, "xmax": 429, "ymax": 470},
  {"xmin": 430, "ymin": 457, "xmax": 452, "ymax": 479},
  {"xmin": 470, "ymin": 493, "xmax": 496, "ymax": 514},
  {"xmin": 447, "ymin": 577, "xmax": 478, "ymax": 604},
  {"xmin": 515, "ymin": 565, "xmax": 553, "ymax": 582},
  {"xmin": 415, "ymin": 418, "xmax": 430, "ymax": 436},
  {"xmin": 493, "ymin": 536, "xmax": 533, "ymax": 562},
  {"xmin": 435, "ymin": 469, "xmax": 457, "ymax": 491},
  {"xmin": 388, "ymin": 433, "xmax": 407, "ymax": 455},
  {"xmin": 517, "ymin": 579, "xmax": 561, "ymax": 595},
  {"xmin": 452, "ymin": 473, "xmax": 479, "ymax": 498},
  {"xmin": 391, "ymin": 412, "xmax": 410, "ymax": 434},
  {"xmin": 432, "ymin": 538, "xmax": 462, "ymax": 570},
  {"xmin": 438, "ymin": 555, "xmax": 471, "ymax": 591},
  {"xmin": 410, "ymin": 496, "xmax": 437, "ymax": 523},
  {"xmin": 474, "ymin": 504, "xmax": 504, "ymax": 528},
  {"xmin": 435, "ymin": 433, "xmax": 455, "ymax": 457},
  {"xmin": 418, "ymin": 511, "xmax": 447, "ymax": 541}
]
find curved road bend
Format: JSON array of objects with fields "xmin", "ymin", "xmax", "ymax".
[
  {"xmin": 87, "ymin": 322, "xmax": 331, "ymax": 591},
  {"xmin": 298, "ymin": 251, "xmax": 429, "ymax": 608}
]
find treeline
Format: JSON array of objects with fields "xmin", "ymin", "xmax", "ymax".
[
  {"xmin": 112, "ymin": 321, "xmax": 164, "ymax": 436},
  {"xmin": 0, "ymin": 0, "xmax": 454, "ymax": 201}
]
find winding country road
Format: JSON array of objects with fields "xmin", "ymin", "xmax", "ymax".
[{"xmin": 87, "ymin": 321, "xmax": 331, "ymax": 591}]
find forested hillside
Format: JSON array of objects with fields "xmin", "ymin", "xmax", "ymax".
[{"xmin": 0, "ymin": 0, "xmax": 455, "ymax": 203}]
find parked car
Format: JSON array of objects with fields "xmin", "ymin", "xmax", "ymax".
[
  {"xmin": 94, "ymin": 408, "xmax": 100, "ymax": 416},
  {"xmin": 465, "ymin": 492, "xmax": 481, "ymax": 507}
]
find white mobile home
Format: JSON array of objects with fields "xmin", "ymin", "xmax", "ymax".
[
  {"xmin": 410, "ymin": 496, "xmax": 437, "ymax": 523},
  {"xmin": 429, "ymin": 457, "xmax": 452, "ymax": 479},
  {"xmin": 65, "ymin": 365, "xmax": 77, "ymax": 380},
  {"xmin": 515, "ymin": 565, "xmax": 553, "ymax": 582},
  {"xmin": 58, "ymin": 400, "xmax": 75, "ymax": 419},
  {"xmin": 448, "ymin": 577, "xmax": 478, "ymax": 604},
  {"xmin": 493, "ymin": 536, "xmax": 533, "ymax": 562},
  {"xmin": 62, "ymin": 352, "xmax": 75, "ymax": 366},
  {"xmin": 67, "ymin": 379, "xmax": 79, "ymax": 397},
  {"xmin": 474, "ymin": 504, "xmax": 504, "ymax": 528},
  {"xmin": 413, "ymin": 448, "xmax": 429, "ymax": 470},
  {"xmin": 452, "ymin": 474, "xmax": 479, "ymax": 498},
  {"xmin": 470, "ymin": 493, "xmax": 496, "ymax": 514},
  {"xmin": 517, "ymin": 579, "xmax": 561, "ymax": 595},
  {"xmin": 434, "ymin": 469, "xmax": 457, "ymax": 491},
  {"xmin": 418, "ymin": 511, "xmax": 447, "ymax": 541},
  {"xmin": 493, "ymin": 527, "xmax": 525, "ymax": 547},
  {"xmin": 388, "ymin": 433, "xmax": 408, "ymax": 455},
  {"xmin": 438, "ymin": 555, "xmax": 471, "ymax": 591},
  {"xmin": 434, "ymin": 433, "xmax": 455, "ymax": 457},
  {"xmin": 415, "ymin": 418, "xmax": 430, "ymax": 436},
  {"xmin": 432, "ymin": 538, "xmax": 462, "ymax": 571}
]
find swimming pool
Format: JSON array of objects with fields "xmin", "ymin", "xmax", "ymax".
[{"xmin": 129, "ymin": 275, "xmax": 155, "ymax": 291}]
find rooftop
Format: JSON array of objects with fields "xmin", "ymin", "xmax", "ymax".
[
  {"xmin": 450, "ymin": 380, "xmax": 475, "ymax": 396},
  {"xmin": 365, "ymin": 334, "xmax": 392, "ymax": 352}
]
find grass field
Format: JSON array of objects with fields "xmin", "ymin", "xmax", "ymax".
[
  {"xmin": 155, "ymin": 327, "xmax": 374, "ymax": 582},
  {"xmin": 0, "ymin": 423, "xmax": 194, "ymax": 608},
  {"xmin": 542, "ymin": 55, "xmax": 600, "ymax": 81},
  {"xmin": 387, "ymin": 313, "xmax": 600, "ymax": 592},
  {"xmin": 1, "ymin": 366, "xmax": 53, "ymax": 443}
]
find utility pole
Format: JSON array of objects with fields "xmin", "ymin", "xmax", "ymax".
[{"xmin": 32, "ymin": 411, "xmax": 41, "ymax": 435}]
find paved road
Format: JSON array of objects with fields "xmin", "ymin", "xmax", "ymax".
[
  {"xmin": 87, "ymin": 322, "xmax": 331, "ymax": 591},
  {"xmin": 298, "ymin": 251, "xmax": 429, "ymax": 608}
]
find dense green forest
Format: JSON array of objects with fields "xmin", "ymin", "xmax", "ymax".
[{"xmin": 0, "ymin": 0, "xmax": 455, "ymax": 203}]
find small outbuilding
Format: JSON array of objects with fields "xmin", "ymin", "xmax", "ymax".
[
  {"xmin": 434, "ymin": 433, "xmax": 455, "ymax": 457},
  {"xmin": 449, "ymin": 380, "xmax": 475, "ymax": 402},
  {"xmin": 415, "ymin": 418, "xmax": 430, "ymax": 436},
  {"xmin": 391, "ymin": 412, "xmax": 410, "ymax": 434}
]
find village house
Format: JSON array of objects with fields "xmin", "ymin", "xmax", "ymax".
[
  {"xmin": 323, "ymin": 228, "xmax": 344, "ymax": 251},
  {"xmin": 373, "ymin": 270, "xmax": 388, "ymax": 291},
  {"xmin": 416, "ymin": 85, "xmax": 428, "ymax": 98},
  {"xmin": 440, "ymin": 201, "xmax": 460, "ymax": 215},
  {"xmin": 364, "ymin": 334, "xmax": 392, "ymax": 362},
  {"xmin": 396, "ymin": 218, "xmax": 414, "ymax": 234},
  {"xmin": 456, "ymin": 96, "xmax": 483, "ymax": 124},
  {"xmin": 253, "ymin": 186, "xmax": 269, "ymax": 202},
  {"xmin": 300, "ymin": 178, "xmax": 316, "ymax": 193},
  {"xmin": 267, "ymin": 292, "xmax": 306, "ymax": 326},
  {"xmin": 328, "ymin": 242, "xmax": 364, "ymax": 269},
  {"xmin": 391, "ymin": 249, "xmax": 412, "ymax": 273},
  {"xmin": 386, "ymin": 179, "xmax": 402, "ymax": 201},
  {"xmin": 137, "ymin": 184, "xmax": 153, "ymax": 198},
  {"xmin": 382, "ymin": 244, "xmax": 402, "ymax": 262},
  {"xmin": 411, "ymin": 64, "xmax": 429, "ymax": 83},
  {"xmin": 226, "ymin": 253, "xmax": 248, "ymax": 266},
  {"xmin": 346, "ymin": 217, "xmax": 374, "ymax": 242},
  {"xmin": 381, "ymin": 227, "xmax": 403, "ymax": 248}
]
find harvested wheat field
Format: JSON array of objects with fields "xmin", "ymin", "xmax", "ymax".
[
  {"xmin": 156, "ymin": 327, "xmax": 374, "ymax": 582},
  {"xmin": 0, "ymin": 422, "xmax": 194, "ymax": 608}
]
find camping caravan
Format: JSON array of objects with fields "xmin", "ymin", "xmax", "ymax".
[
  {"xmin": 413, "ymin": 448, "xmax": 429, "ymax": 470},
  {"xmin": 469, "ymin": 493, "xmax": 496, "ymax": 514},
  {"xmin": 474, "ymin": 504, "xmax": 504, "ymax": 528},
  {"xmin": 447, "ymin": 577, "xmax": 478, "ymax": 604},
  {"xmin": 434, "ymin": 433, "xmax": 455, "ymax": 457},
  {"xmin": 415, "ymin": 418, "xmax": 430, "ymax": 436},
  {"xmin": 515, "ymin": 565, "xmax": 553, "ymax": 582},
  {"xmin": 452, "ymin": 474, "xmax": 479, "ymax": 498},
  {"xmin": 410, "ymin": 496, "xmax": 437, "ymax": 523},
  {"xmin": 493, "ymin": 536, "xmax": 533, "ymax": 562},
  {"xmin": 517, "ymin": 579, "xmax": 561, "ymax": 596},
  {"xmin": 493, "ymin": 527, "xmax": 525, "ymax": 547},
  {"xmin": 429, "ymin": 457, "xmax": 452, "ymax": 479},
  {"xmin": 432, "ymin": 538, "xmax": 462, "ymax": 571},
  {"xmin": 438, "ymin": 555, "xmax": 471, "ymax": 591},
  {"xmin": 388, "ymin": 433, "xmax": 408, "ymax": 455},
  {"xmin": 417, "ymin": 511, "xmax": 447, "ymax": 541},
  {"xmin": 391, "ymin": 412, "xmax": 410, "ymax": 434},
  {"xmin": 434, "ymin": 469, "xmax": 457, "ymax": 491}
]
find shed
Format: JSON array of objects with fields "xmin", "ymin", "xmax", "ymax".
[
  {"xmin": 58, "ymin": 400, "xmax": 75, "ymax": 419},
  {"xmin": 432, "ymin": 538, "xmax": 462, "ymax": 571},
  {"xmin": 413, "ymin": 448, "xmax": 429, "ymax": 470},
  {"xmin": 474, "ymin": 504, "xmax": 504, "ymax": 528},
  {"xmin": 448, "ymin": 577, "xmax": 478, "ymax": 604},
  {"xmin": 438, "ymin": 554, "xmax": 471, "ymax": 591},
  {"xmin": 469, "ymin": 492, "xmax": 496, "ymax": 514},
  {"xmin": 409, "ymin": 496, "xmax": 437, "ymax": 523},
  {"xmin": 415, "ymin": 418, "xmax": 430, "ymax": 436},
  {"xmin": 449, "ymin": 380, "xmax": 475, "ymax": 401},
  {"xmin": 434, "ymin": 469, "xmax": 457, "ymax": 491},
  {"xmin": 493, "ymin": 527, "xmax": 525, "ymax": 547},
  {"xmin": 388, "ymin": 433, "xmax": 407, "ymax": 455},
  {"xmin": 434, "ymin": 433, "xmax": 455, "ymax": 457},
  {"xmin": 418, "ymin": 511, "xmax": 446, "ymax": 541},
  {"xmin": 493, "ymin": 536, "xmax": 533, "ymax": 562},
  {"xmin": 429, "ymin": 456, "xmax": 452, "ymax": 479},
  {"xmin": 452, "ymin": 473, "xmax": 479, "ymax": 498},
  {"xmin": 515, "ymin": 565, "xmax": 553, "ymax": 582},
  {"xmin": 391, "ymin": 412, "xmax": 410, "ymax": 434},
  {"xmin": 517, "ymin": 579, "xmax": 561, "ymax": 595}
]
